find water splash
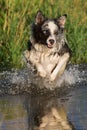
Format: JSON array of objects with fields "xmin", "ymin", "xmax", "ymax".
[
  {"xmin": 30, "ymin": 64, "xmax": 80, "ymax": 90},
  {"xmin": 0, "ymin": 64, "xmax": 86, "ymax": 94},
  {"xmin": 12, "ymin": 63, "xmax": 80, "ymax": 90}
]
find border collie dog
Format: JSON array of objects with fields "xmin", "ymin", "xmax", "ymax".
[{"xmin": 24, "ymin": 11, "xmax": 71, "ymax": 81}]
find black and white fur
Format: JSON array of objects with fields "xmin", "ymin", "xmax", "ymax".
[{"xmin": 24, "ymin": 11, "xmax": 71, "ymax": 81}]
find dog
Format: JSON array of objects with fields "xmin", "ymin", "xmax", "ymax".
[{"xmin": 24, "ymin": 11, "xmax": 71, "ymax": 81}]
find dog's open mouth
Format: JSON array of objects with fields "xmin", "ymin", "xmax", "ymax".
[{"xmin": 47, "ymin": 43, "xmax": 54, "ymax": 48}]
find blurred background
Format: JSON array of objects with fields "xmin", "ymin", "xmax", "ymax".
[{"xmin": 0, "ymin": 0, "xmax": 87, "ymax": 70}]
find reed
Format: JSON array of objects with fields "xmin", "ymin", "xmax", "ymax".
[{"xmin": 0, "ymin": 0, "xmax": 87, "ymax": 70}]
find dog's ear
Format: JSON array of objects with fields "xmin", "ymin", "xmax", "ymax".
[
  {"xmin": 35, "ymin": 10, "xmax": 45, "ymax": 24},
  {"xmin": 57, "ymin": 14, "xmax": 67, "ymax": 28}
]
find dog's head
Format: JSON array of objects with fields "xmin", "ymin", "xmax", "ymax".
[{"xmin": 31, "ymin": 11, "xmax": 67, "ymax": 49}]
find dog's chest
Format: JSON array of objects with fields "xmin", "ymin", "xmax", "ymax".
[
  {"xmin": 40, "ymin": 52, "xmax": 60, "ymax": 73},
  {"xmin": 29, "ymin": 49, "xmax": 59, "ymax": 74}
]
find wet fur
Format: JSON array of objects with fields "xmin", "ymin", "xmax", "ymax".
[{"xmin": 24, "ymin": 11, "xmax": 71, "ymax": 81}]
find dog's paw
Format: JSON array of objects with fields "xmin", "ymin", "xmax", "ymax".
[
  {"xmin": 50, "ymin": 75, "xmax": 56, "ymax": 81},
  {"xmin": 39, "ymin": 70, "xmax": 47, "ymax": 78},
  {"xmin": 36, "ymin": 63, "xmax": 47, "ymax": 78}
]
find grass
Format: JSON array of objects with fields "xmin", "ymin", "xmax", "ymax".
[{"xmin": 0, "ymin": 0, "xmax": 87, "ymax": 70}]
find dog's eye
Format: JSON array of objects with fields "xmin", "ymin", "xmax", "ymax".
[
  {"xmin": 54, "ymin": 31, "xmax": 58, "ymax": 35},
  {"xmin": 43, "ymin": 30, "xmax": 49, "ymax": 35},
  {"xmin": 43, "ymin": 30, "xmax": 47, "ymax": 34}
]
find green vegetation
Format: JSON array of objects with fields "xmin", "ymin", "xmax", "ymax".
[{"xmin": 0, "ymin": 0, "xmax": 87, "ymax": 70}]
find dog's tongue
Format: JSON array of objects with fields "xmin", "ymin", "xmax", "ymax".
[{"xmin": 47, "ymin": 43, "xmax": 53, "ymax": 48}]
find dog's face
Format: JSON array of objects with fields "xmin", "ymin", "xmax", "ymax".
[{"xmin": 32, "ymin": 11, "xmax": 67, "ymax": 49}]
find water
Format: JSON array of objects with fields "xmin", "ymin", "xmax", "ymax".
[
  {"xmin": 66, "ymin": 85, "xmax": 87, "ymax": 130},
  {"xmin": 0, "ymin": 86, "xmax": 87, "ymax": 130},
  {"xmin": 0, "ymin": 64, "xmax": 87, "ymax": 130},
  {"xmin": 0, "ymin": 64, "xmax": 80, "ymax": 94}
]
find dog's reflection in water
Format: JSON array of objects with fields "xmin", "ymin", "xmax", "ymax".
[
  {"xmin": 37, "ymin": 107, "xmax": 74, "ymax": 130},
  {"xmin": 30, "ymin": 97, "xmax": 74, "ymax": 130}
]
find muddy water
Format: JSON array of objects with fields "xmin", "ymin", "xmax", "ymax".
[{"xmin": 0, "ymin": 64, "xmax": 87, "ymax": 130}]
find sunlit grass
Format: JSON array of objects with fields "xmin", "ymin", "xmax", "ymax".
[{"xmin": 0, "ymin": 0, "xmax": 87, "ymax": 70}]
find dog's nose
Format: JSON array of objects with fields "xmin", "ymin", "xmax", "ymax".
[{"xmin": 49, "ymin": 39, "xmax": 55, "ymax": 44}]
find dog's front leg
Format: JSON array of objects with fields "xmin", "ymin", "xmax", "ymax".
[
  {"xmin": 24, "ymin": 50, "xmax": 47, "ymax": 77},
  {"xmin": 46, "ymin": 53, "xmax": 59, "ymax": 74},
  {"xmin": 50, "ymin": 53, "xmax": 70, "ymax": 81},
  {"xmin": 35, "ymin": 63, "xmax": 47, "ymax": 77}
]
